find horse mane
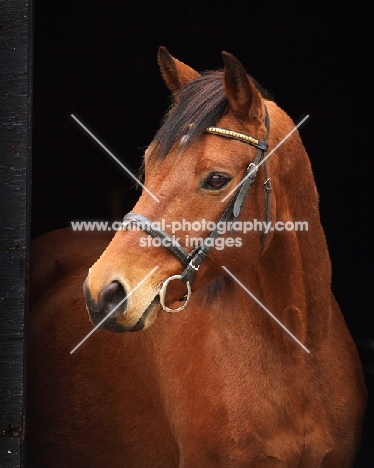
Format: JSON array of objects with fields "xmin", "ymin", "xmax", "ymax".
[{"xmin": 147, "ymin": 71, "xmax": 272, "ymax": 163}]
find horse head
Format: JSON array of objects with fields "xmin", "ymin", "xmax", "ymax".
[{"xmin": 83, "ymin": 47, "xmax": 312, "ymax": 333}]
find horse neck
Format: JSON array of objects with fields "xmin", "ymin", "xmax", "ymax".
[
  {"xmin": 217, "ymin": 109, "xmax": 334, "ymax": 347},
  {"xmin": 254, "ymin": 120, "xmax": 332, "ymax": 345}
]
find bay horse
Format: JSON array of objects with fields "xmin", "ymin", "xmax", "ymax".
[{"xmin": 27, "ymin": 48, "xmax": 366, "ymax": 467}]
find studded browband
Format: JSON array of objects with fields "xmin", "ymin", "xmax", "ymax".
[{"xmin": 205, "ymin": 126, "xmax": 268, "ymax": 150}]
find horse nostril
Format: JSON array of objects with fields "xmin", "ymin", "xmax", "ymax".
[
  {"xmin": 99, "ymin": 281, "xmax": 127, "ymax": 317},
  {"xmin": 83, "ymin": 279, "xmax": 128, "ymax": 331}
]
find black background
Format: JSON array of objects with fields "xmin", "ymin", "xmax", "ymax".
[{"xmin": 32, "ymin": 1, "xmax": 372, "ymax": 465}]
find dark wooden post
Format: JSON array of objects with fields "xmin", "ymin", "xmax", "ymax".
[{"xmin": 0, "ymin": 1, "xmax": 32, "ymax": 466}]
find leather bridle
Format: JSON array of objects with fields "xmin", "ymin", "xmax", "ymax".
[{"xmin": 122, "ymin": 107, "xmax": 271, "ymax": 312}]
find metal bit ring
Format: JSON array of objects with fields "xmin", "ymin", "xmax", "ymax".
[{"xmin": 159, "ymin": 275, "xmax": 191, "ymax": 313}]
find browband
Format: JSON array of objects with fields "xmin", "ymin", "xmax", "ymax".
[{"xmin": 205, "ymin": 127, "xmax": 268, "ymax": 151}]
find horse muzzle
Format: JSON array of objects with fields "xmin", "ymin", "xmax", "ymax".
[
  {"xmin": 83, "ymin": 278, "xmax": 166, "ymax": 332},
  {"xmin": 83, "ymin": 279, "xmax": 132, "ymax": 332}
]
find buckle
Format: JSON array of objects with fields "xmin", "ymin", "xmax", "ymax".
[
  {"xmin": 264, "ymin": 177, "xmax": 272, "ymax": 192},
  {"xmin": 246, "ymin": 163, "xmax": 258, "ymax": 178},
  {"xmin": 189, "ymin": 258, "xmax": 200, "ymax": 271}
]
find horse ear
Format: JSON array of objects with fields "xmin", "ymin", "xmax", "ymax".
[
  {"xmin": 158, "ymin": 46, "xmax": 200, "ymax": 93},
  {"xmin": 222, "ymin": 52, "xmax": 262, "ymax": 121}
]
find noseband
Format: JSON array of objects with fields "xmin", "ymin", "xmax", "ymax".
[{"xmin": 122, "ymin": 107, "xmax": 271, "ymax": 312}]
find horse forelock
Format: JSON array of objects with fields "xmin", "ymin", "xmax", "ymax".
[
  {"xmin": 147, "ymin": 71, "xmax": 272, "ymax": 164},
  {"xmin": 148, "ymin": 72, "xmax": 228, "ymax": 162}
]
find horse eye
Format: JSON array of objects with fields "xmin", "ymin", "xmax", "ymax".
[{"xmin": 204, "ymin": 173, "xmax": 230, "ymax": 189}]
